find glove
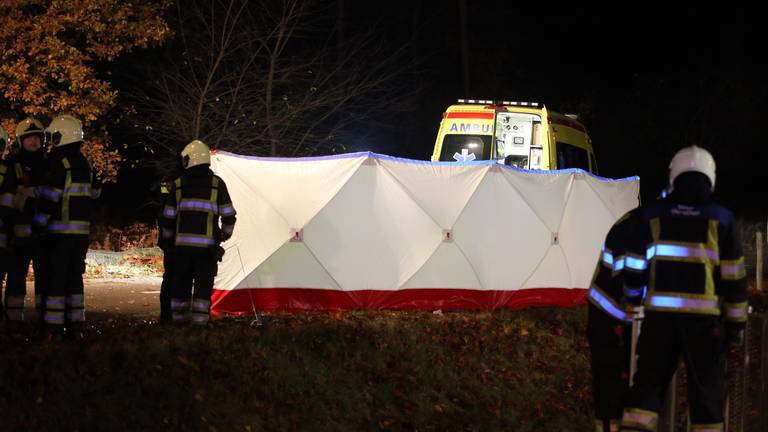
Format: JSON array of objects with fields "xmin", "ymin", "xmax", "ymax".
[
  {"xmin": 214, "ymin": 245, "xmax": 225, "ymax": 262},
  {"xmin": 726, "ymin": 326, "xmax": 744, "ymax": 347},
  {"xmin": 623, "ymin": 284, "xmax": 646, "ymax": 307}
]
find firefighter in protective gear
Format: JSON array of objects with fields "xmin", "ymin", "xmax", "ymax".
[
  {"xmin": 161, "ymin": 140, "xmax": 236, "ymax": 325},
  {"xmin": 619, "ymin": 146, "xmax": 746, "ymax": 432},
  {"xmin": 157, "ymin": 172, "xmax": 180, "ymax": 323},
  {"xmin": 0, "ymin": 127, "xmax": 14, "ymax": 319},
  {"xmin": 5, "ymin": 117, "xmax": 50, "ymax": 324},
  {"xmin": 33, "ymin": 115, "xmax": 101, "ymax": 338},
  {"xmin": 588, "ymin": 209, "xmax": 641, "ymax": 432}
]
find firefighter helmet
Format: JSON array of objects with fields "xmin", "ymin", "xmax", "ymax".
[
  {"xmin": 46, "ymin": 115, "xmax": 84, "ymax": 147},
  {"xmin": 15, "ymin": 117, "xmax": 45, "ymax": 147},
  {"xmin": 181, "ymin": 139, "xmax": 211, "ymax": 169},
  {"xmin": 669, "ymin": 146, "xmax": 716, "ymax": 191}
]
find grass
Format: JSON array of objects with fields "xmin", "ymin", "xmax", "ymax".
[{"xmin": 0, "ymin": 308, "xmax": 593, "ymax": 431}]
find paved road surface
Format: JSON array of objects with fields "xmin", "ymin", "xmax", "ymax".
[{"xmin": 24, "ymin": 276, "xmax": 162, "ymax": 320}]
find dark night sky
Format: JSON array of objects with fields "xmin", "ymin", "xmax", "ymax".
[
  {"xmin": 346, "ymin": 4, "xmax": 765, "ymax": 215},
  {"xmin": 105, "ymin": 3, "xmax": 767, "ymax": 222}
]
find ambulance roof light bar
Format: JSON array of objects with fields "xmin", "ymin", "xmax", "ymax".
[
  {"xmin": 457, "ymin": 99, "xmax": 540, "ymax": 108},
  {"xmin": 500, "ymin": 101, "xmax": 540, "ymax": 107},
  {"xmin": 457, "ymin": 99, "xmax": 494, "ymax": 104}
]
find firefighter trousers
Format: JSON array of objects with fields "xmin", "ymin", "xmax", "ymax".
[
  {"xmin": 160, "ymin": 248, "xmax": 175, "ymax": 322},
  {"xmin": 621, "ymin": 314, "xmax": 727, "ymax": 431},
  {"xmin": 171, "ymin": 247, "xmax": 216, "ymax": 325},
  {"xmin": 44, "ymin": 235, "xmax": 89, "ymax": 333},
  {"xmin": 588, "ymin": 304, "xmax": 631, "ymax": 428},
  {"xmin": 5, "ymin": 238, "xmax": 49, "ymax": 322}
]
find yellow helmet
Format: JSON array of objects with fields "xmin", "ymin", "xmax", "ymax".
[
  {"xmin": 15, "ymin": 117, "xmax": 45, "ymax": 147},
  {"xmin": 0, "ymin": 127, "xmax": 9, "ymax": 153},
  {"xmin": 46, "ymin": 114, "xmax": 84, "ymax": 147},
  {"xmin": 181, "ymin": 139, "xmax": 211, "ymax": 169}
]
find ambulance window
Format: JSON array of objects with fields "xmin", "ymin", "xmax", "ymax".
[
  {"xmin": 556, "ymin": 142, "xmax": 589, "ymax": 170},
  {"xmin": 495, "ymin": 113, "xmax": 536, "ymax": 169},
  {"xmin": 503, "ymin": 155, "xmax": 528, "ymax": 169},
  {"xmin": 439, "ymin": 135, "xmax": 492, "ymax": 162}
]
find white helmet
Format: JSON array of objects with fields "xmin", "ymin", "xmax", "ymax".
[
  {"xmin": 181, "ymin": 139, "xmax": 211, "ymax": 169},
  {"xmin": 46, "ymin": 114, "xmax": 84, "ymax": 147},
  {"xmin": 15, "ymin": 117, "xmax": 45, "ymax": 147},
  {"xmin": 669, "ymin": 146, "xmax": 716, "ymax": 191}
]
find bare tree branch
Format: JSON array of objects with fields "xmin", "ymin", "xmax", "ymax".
[{"xmin": 126, "ymin": 0, "xmax": 417, "ymax": 176}]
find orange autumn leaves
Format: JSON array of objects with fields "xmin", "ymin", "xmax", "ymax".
[{"xmin": 0, "ymin": 0, "xmax": 171, "ymax": 181}]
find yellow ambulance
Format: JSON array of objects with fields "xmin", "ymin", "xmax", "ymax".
[{"xmin": 431, "ymin": 99, "xmax": 598, "ymax": 173}]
